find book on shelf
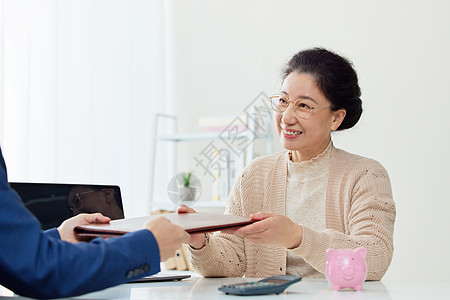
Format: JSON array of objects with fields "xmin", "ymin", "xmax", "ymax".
[{"xmin": 198, "ymin": 115, "xmax": 247, "ymax": 132}]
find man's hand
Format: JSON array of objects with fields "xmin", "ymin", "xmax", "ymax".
[
  {"xmin": 57, "ymin": 213, "xmax": 111, "ymax": 243},
  {"xmin": 145, "ymin": 217, "xmax": 190, "ymax": 262},
  {"xmin": 177, "ymin": 204, "xmax": 207, "ymax": 249}
]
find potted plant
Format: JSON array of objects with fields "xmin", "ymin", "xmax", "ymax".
[
  {"xmin": 182, "ymin": 172, "xmax": 193, "ymax": 188},
  {"xmin": 178, "ymin": 172, "xmax": 198, "ymax": 205}
]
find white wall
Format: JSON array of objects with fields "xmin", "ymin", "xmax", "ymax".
[
  {"xmin": 0, "ymin": 0, "xmax": 167, "ymax": 217},
  {"xmin": 166, "ymin": 0, "xmax": 450, "ymax": 280}
]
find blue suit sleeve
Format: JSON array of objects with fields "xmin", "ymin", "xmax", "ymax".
[
  {"xmin": 0, "ymin": 148, "xmax": 161, "ymax": 299},
  {"xmin": 44, "ymin": 228, "xmax": 61, "ymax": 240}
]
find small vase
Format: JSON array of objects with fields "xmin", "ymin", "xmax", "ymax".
[{"xmin": 178, "ymin": 186, "xmax": 196, "ymax": 206}]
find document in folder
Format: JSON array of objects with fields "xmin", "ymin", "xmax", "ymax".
[{"xmin": 75, "ymin": 212, "xmax": 255, "ymax": 239}]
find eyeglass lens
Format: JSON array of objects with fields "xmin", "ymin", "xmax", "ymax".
[{"xmin": 270, "ymin": 96, "xmax": 313, "ymax": 119}]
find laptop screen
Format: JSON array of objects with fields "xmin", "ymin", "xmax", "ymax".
[{"xmin": 10, "ymin": 182, "xmax": 124, "ymax": 230}]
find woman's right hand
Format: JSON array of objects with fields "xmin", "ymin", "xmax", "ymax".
[{"xmin": 178, "ymin": 204, "xmax": 207, "ymax": 249}]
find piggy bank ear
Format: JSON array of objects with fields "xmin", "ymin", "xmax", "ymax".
[
  {"xmin": 355, "ymin": 246, "xmax": 367, "ymax": 258},
  {"xmin": 326, "ymin": 248, "xmax": 337, "ymax": 259}
]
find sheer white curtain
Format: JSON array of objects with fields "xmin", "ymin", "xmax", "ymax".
[{"xmin": 0, "ymin": 0, "xmax": 166, "ymax": 217}]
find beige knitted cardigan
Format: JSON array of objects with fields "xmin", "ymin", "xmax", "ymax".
[{"xmin": 187, "ymin": 146, "xmax": 396, "ymax": 280}]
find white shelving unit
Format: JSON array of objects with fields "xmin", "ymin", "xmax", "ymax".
[{"xmin": 148, "ymin": 113, "xmax": 273, "ymax": 212}]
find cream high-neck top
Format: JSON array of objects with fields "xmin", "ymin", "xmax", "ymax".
[{"xmin": 286, "ymin": 142, "xmax": 332, "ymax": 278}]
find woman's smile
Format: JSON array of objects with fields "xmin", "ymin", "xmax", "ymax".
[{"xmin": 281, "ymin": 128, "xmax": 303, "ymax": 138}]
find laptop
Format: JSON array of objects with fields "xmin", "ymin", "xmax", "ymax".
[
  {"xmin": 9, "ymin": 182, "xmax": 191, "ymax": 283},
  {"xmin": 10, "ymin": 182, "xmax": 124, "ymax": 230}
]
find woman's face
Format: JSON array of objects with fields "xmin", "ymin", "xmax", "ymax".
[{"xmin": 275, "ymin": 72, "xmax": 345, "ymax": 162}]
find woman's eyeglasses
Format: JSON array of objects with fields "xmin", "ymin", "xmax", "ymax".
[{"xmin": 269, "ymin": 94, "xmax": 331, "ymax": 119}]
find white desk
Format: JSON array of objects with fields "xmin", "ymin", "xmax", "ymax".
[{"xmin": 2, "ymin": 276, "xmax": 449, "ymax": 300}]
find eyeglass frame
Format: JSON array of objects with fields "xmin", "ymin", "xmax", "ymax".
[
  {"xmin": 69, "ymin": 190, "xmax": 98, "ymax": 211},
  {"xmin": 269, "ymin": 93, "xmax": 332, "ymax": 119}
]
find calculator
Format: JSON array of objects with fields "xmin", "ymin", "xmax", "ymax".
[{"xmin": 218, "ymin": 275, "xmax": 302, "ymax": 295}]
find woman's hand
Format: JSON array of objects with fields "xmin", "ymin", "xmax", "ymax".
[
  {"xmin": 57, "ymin": 213, "xmax": 111, "ymax": 243},
  {"xmin": 221, "ymin": 212, "xmax": 303, "ymax": 249},
  {"xmin": 177, "ymin": 204, "xmax": 207, "ymax": 249}
]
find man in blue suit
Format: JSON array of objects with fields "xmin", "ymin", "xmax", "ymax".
[{"xmin": 0, "ymin": 147, "xmax": 190, "ymax": 299}]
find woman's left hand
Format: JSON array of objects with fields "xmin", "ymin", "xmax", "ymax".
[{"xmin": 221, "ymin": 212, "xmax": 303, "ymax": 249}]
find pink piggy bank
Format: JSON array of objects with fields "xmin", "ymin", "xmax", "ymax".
[{"xmin": 325, "ymin": 247, "xmax": 367, "ymax": 291}]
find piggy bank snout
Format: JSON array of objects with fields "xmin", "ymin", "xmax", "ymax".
[{"xmin": 342, "ymin": 265, "xmax": 355, "ymax": 276}]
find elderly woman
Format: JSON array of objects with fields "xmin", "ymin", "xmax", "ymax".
[{"xmin": 179, "ymin": 48, "xmax": 396, "ymax": 280}]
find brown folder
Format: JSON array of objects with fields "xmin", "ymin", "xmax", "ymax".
[{"xmin": 74, "ymin": 212, "xmax": 254, "ymax": 239}]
